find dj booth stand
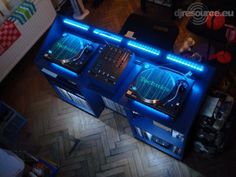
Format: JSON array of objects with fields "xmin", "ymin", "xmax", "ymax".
[{"xmin": 35, "ymin": 15, "xmax": 215, "ymax": 160}]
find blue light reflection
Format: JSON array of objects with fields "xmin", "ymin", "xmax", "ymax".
[
  {"xmin": 63, "ymin": 18, "xmax": 89, "ymax": 31},
  {"xmin": 166, "ymin": 54, "xmax": 204, "ymax": 72},
  {"xmin": 127, "ymin": 41, "xmax": 161, "ymax": 56},
  {"xmin": 93, "ymin": 29, "xmax": 123, "ymax": 42},
  {"xmin": 51, "ymin": 63, "xmax": 78, "ymax": 77},
  {"xmin": 133, "ymin": 101, "xmax": 170, "ymax": 119}
]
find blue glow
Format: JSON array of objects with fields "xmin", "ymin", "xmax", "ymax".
[
  {"xmin": 131, "ymin": 86, "xmax": 137, "ymax": 91},
  {"xmin": 166, "ymin": 54, "xmax": 204, "ymax": 72},
  {"xmin": 192, "ymin": 84, "xmax": 201, "ymax": 94},
  {"xmin": 127, "ymin": 41, "xmax": 161, "ymax": 56},
  {"xmin": 63, "ymin": 19, "xmax": 89, "ymax": 31},
  {"xmin": 144, "ymin": 64, "xmax": 150, "ymax": 69},
  {"xmin": 51, "ymin": 63, "xmax": 78, "ymax": 77},
  {"xmin": 133, "ymin": 101, "xmax": 170, "ymax": 119},
  {"xmin": 93, "ymin": 29, "xmax": 123, "ymax": 42}
]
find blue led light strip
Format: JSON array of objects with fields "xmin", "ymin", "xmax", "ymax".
[
  {"xmin": 166, "ymin": 54, "xmax": 204, "ymax": 72},
  {"xmin": 51, "ymin": 63, "xmax": 78, "ymax": 77},
  {"xmin": 63, "ymin": 19, "xmax": 89, "ymax": 31},
  {"xmin": 93, "ymin": 29, "xmax": 123, "ymax": 42},
  {"xmin": 127, "ymin": 41, "xmax": 161, "ymax": 56},
  {"xmin": 133, "ymin": 101, "xmax": 170, "ymax": 119}
]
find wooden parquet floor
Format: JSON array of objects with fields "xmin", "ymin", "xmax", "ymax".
[{"xmin": 1, "ymin": 1, "xmax": 236, "ymax": 177}]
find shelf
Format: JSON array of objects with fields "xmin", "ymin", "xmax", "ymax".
[{"xmin": 133, "ymin": 133, "xmax": 183, "ymax": 160}]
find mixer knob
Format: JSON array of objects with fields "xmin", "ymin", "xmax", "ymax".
[
  {"xmin": 179, "ymin": 80, "xmax": 188, "ymax": 92},
  {"xmin": 85, "ymin": 44, "xmax": 94, "ymax": 54}
]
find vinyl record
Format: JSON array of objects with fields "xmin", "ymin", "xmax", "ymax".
[
  {"xmin": 133, "ymin": 67, "xmax": 176, "ymax": 104},
  {"xmin": 47, "ymin": 33, "xmax": 85, "ymax": 61}
]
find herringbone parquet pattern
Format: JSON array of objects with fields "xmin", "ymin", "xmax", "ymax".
[
  {"xmin": 1, "ymin": 0, "xmax": 236, "ymax": 177},
  {"xmin": 36, "ymin": 106, "xmax": 202, "ymax": 177}
]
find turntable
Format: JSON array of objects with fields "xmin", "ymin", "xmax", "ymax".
[
  {"xmin": 44, "ymin": 33, "xmax": 99, "ymax": 73},
  {"xmin": 126, "ymin": 64, "xmax": 194, "ymax": 118}
]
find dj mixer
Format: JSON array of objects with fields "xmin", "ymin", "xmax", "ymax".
[{"xmin": 88, "ymin": 44, "xmax": 132, "ymax": 85}]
